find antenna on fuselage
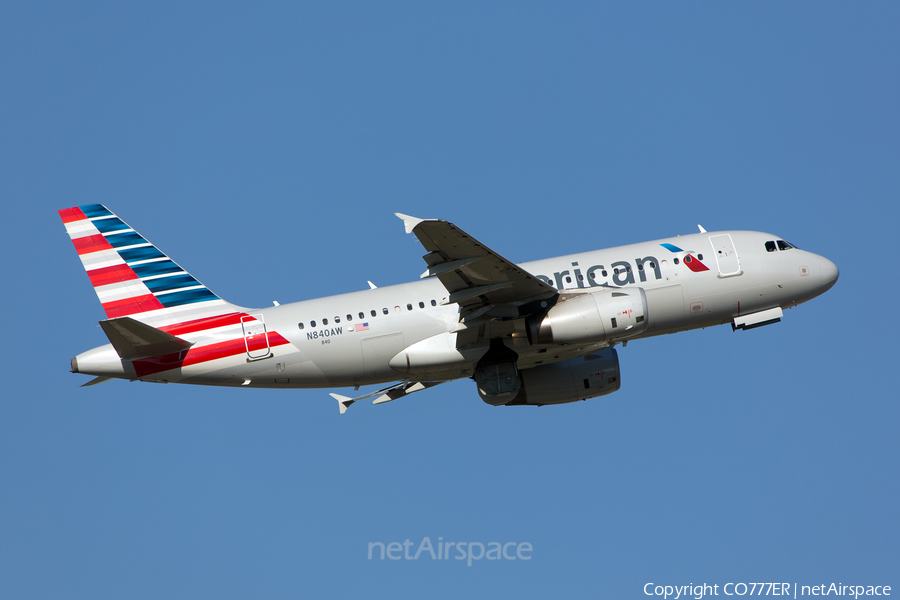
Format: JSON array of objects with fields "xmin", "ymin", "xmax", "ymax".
[{"xmin": 698, "ymin": 224, "xmax": 707, "ymax": 233}]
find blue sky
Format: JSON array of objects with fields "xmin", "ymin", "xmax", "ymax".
[{"xmin": 2, "ymin": 3, "xmax": 898, "ymax": 598}]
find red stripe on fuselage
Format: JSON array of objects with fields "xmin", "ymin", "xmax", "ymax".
[
  {"xmin": 133, "ymin": 332, "xmax": 292, "ymax": 378},
  {"xmin": 88, "ymin": 264, "xmax": 139, "ymax": 287},
  {"xmin": 102, "ymin": 294, "xmax": 166, "ymax": 318},
  {"xmin": 73, "ymin": 234, "xmax": 113, "ymax": 255},
  {"xmin": 159, "ymin": 312, "xmax": 246, "ymax": 336},
  {"xmin": 58, "ymin": 207, "xmax": 87, "ymax": 223}
]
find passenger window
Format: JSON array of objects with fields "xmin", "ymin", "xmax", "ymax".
[
  {"xmin": 359, "ymin": 312, "xmax": 365, "ymax": 319},
  {"xmin": 684, "ymin": 256, "xmax": 692, "ymax": 263},
  {"xmin": 602, "ymin": 270, "xmax": 608, "ymax": 277},
  {"xmin": 777, "ymin": 240, "xmax": 794, "ymax": 251},
  {"xmin": 323, "ymin": 318, "xmax": 328, "ymax": 325},
  {"xmin": 298, "ymin": 323, "xmax": 305, "ymax": 330},
  {"xmin": 697, "ymin": 254, "xmax": 703, "ymax": 260},
  {"xmin": 577, "ymin": 274, "xmax": 584, "ymax": 281},
  {"xmin": 311, "ymin": 320, "xmax": 317, "ymax": 327},
  {"xmin": 346, "ymin": 314, "xmax": 352, "ymax": 321},
  {"xmin": 394, "ymin": 306, "xmax": 401, "ymax": 313},
  {"xmin": 765, "ymin": 241, "xmax": 777, "ymax": 252},
  {"xmin": 418, "ymin": 301, "xmax": 424, "ymax": 309},
  {"xmin": 565, "ymin": 276, "xmax": 572, "ymax": 283},
  {"xmin": 431, "ymin": 299, "xmax": 437, "ymax": 306},
  {"xmin": 371, "ymin": 310, "xmax": 377, "ymax": 317},
  {"xmin": 637, "ymin": 264, "xmax": 643, "ymax": 271},
  {"xmin": 383, "ymin": 308, "xmax": 389, "ymax": 315},
  {"xmin": 334, "ymin": 316, "xmax": 340, "ymax": 323},
  {"xmin": 407, "ymin": 303, "xmax": 413, "ymax": 311},
  {"xmin": 674, "ymin": 258, "xmax": 680, "ymax": 265}
]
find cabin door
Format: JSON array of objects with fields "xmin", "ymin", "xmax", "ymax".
[{"xmin": 708, "ymin": 234, "xmax": 742, "ymax": 277}]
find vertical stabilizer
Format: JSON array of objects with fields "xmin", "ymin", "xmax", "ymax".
[{"xmin": 59, "ymin": 204, "xmax": 239, "ymax": 326}]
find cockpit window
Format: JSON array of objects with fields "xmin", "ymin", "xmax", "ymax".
[
  {"xmin": 765, "ymin": 241, "xmax": 777, "ymax": 252},
  {"xmin": 777, "ymin": 240, "xmax": 795, "ymax": 251}
]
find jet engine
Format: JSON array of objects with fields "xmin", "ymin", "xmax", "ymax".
[
  {"xmin": 479, "ymin": 349, "xmax": 621, "ymax": 406},
  {"xmin": 527, "ymin": 288, "xmax": 648, "ymax": 345}
]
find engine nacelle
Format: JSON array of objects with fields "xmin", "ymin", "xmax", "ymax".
[
  {"xmin": 483, "ymin": 349, "xmax": 621, "ymax": 406},
  {"xmin": 527, "ymin": 288, "xmax": 648, "ymax": 345}
]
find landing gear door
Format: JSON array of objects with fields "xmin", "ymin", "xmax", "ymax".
[
  {"xmin": 241, "ymin": 315, "xmax": 271, "ymax": 360},
  {"xmin": 709, "ymin": 234, "xmax": 742, "ymax": 278}
]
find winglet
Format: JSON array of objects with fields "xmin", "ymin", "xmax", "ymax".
[
  {"xmin": 394, "ymin": 213, "xmax": 425, "ymax": 234},
  {"xmin": 698, "ymin": 224, "xmax": 707, "ymax": 233},
  {"xmin": 329, "ymin": 393, "xmax": 355, "ymax": 415}
]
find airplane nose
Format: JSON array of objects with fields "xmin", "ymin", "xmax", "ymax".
[{"xmin": 818, "ymin": 256, "xmax": 839, "ymax": 289}]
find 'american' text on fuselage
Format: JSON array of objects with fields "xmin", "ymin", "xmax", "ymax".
[{"xmin": 536, "ymin": 256, "xmax": 662, "ymax": 289}]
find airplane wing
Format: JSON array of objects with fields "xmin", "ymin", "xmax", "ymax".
[
  {"xmin": 395, "ymin": 214, "xmax": 557, "ymax": 323},
  {"xmin": 330, "ymin": 380, "xmax": 446, "ymax": 414}
]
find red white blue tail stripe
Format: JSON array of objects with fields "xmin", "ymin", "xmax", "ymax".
[{"xmin": 59, "ymin": 204, "xmax": 229, "ymax": 324}]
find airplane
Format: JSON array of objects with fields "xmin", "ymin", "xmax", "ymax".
[{"xmin": 59, "ymin": 205, "xmax": 838, "ymax": 413}]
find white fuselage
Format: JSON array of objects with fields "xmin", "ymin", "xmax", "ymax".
[{"xmin": 73, "ymin": 229, "xmax": 836, "ymax": 390}]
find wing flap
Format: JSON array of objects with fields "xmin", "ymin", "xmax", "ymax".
[{"xmin": 330, "ymin": 380, "xmax": 446, "ymax": 413}]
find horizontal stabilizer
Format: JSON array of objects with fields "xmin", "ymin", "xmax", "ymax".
[{"xmin": 100, "ymin": 317, "xmax": 194, "ymax": 360}]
